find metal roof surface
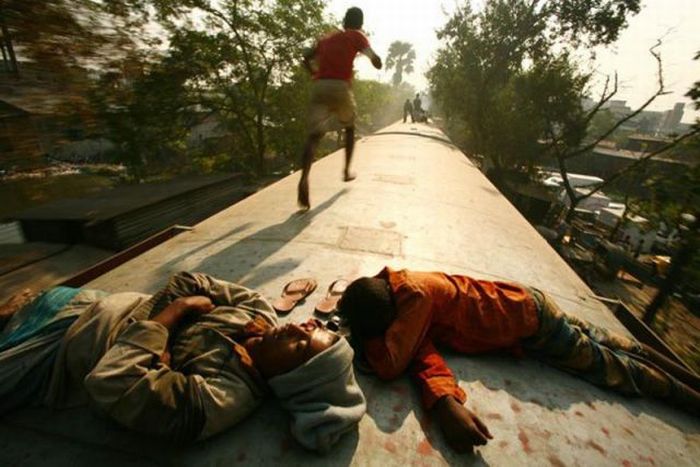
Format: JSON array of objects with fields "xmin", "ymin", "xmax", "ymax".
[{"xmin": 1, "ymin": 122, "xmax": 697, "ymax": 466}]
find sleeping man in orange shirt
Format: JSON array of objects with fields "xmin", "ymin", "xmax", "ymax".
[{"xmin": 338, "ymin": 267, "xmax": 700, "ymax": 453}]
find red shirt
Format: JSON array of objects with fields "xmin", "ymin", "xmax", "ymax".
[
  {"xmin": 364, "ymin": 268, "xmax": 539, "ymax": 409},
  {"xmin": 314, "ymin": 29, "xmax": 369, "ymax": 82}
]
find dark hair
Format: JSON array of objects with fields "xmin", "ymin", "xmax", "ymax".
[
  {"xmin": 338, "ymin": 277, "xmax": 395, "ymax": 339},
  {"xmin": 343, "ymin": 7, "xmax": 363, "ymax": 30}
]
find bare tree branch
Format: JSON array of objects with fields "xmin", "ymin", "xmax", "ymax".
[
  {"xmin": 581, "ymin": 72, "xmax": 618, "ymax": 127},
  {"xmin": 564, "ymin": 40, "xmax": 670, "ymax": 160}
]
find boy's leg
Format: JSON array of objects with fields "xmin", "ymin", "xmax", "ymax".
[
  {"xmin": 344, "ymin": 126, "xmax": 356, "ymax": 181},
  {"xmin": 523, "ymin": 292, "xmax": 700, "ymax": 414},
  {"xmin": 554, "ymin": 299, "xmax": 700, "ymax": 390},
  {"xmin": 298, "ymin": 132, "xmax": 323, "ymax": 210},
  {"xmin": 300, "ymin": 80, "xmax": 336, "ymax": 210}
]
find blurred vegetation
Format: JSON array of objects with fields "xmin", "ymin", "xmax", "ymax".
[
  {"xmin": 1, "ymin": 0, "xmax": 412, "ymax": 180},
  {"xmin": 385, "ymin": 41, "xmax": 415, "ymax": 87},
  {"xmin": 428, "ymin": 0, "xmax": 642, "ymax": 175},
  {"xmin": 428, "ymin": 0, "xmax": 698, "ymax": 223}
]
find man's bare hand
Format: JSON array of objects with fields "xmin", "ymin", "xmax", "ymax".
[
  {"xmin": 177, "ymin": 296, "xmax": 215, "ymax": 315},
  {"xmin": 152, "ymin": 296, "xmax": 214, "ymax": 330},
  {"xmin": 433, "ymin": 396, "xmax": 493, "ymax": 453}
]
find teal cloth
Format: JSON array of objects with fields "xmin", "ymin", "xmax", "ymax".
[{"xmin": 0, "ymin": 286, "xmax": 81, "ymax": 352}]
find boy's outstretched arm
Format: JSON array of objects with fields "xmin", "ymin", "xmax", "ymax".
[
  {"xmin": 361, "ymin": 47, "xmax": 382, "ymax": 70},
  {"xmin": 433, "ymin": 395, "xmax": 493, "ymax": 454},
  {"xmin": 411, "ymin": 340, "xmax": 493, "ymax": 453}
]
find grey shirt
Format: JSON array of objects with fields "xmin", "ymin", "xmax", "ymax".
[{"xmin": 46, "ymin": 272, "xmax": 277, "ymax": 441}]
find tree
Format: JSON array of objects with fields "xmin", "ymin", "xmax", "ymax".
[
  {"xmin": 385, "ymin": 41, "xmax": 415, "ymax": 87},
  {"xmin": 95, "ymin": 0, "xmax": 329, "ymax": 175},
  {"xmin": 0, "ymin": 1, "xmax": 149, "ymax": 75},
  {"xmin": 354, "ymin": 80, "xmax": 414, "ymax": 131},
  {"xmin": 429, "ymin": 1, "xmax": 592, "ymax": 174},
  {"xmin": 547, "ymin": 41, "xmax": 700, "ymax": 222},
  {"xmin": 641, "ymin": 58, "xmax": 700, "ymax": 324},
  {"xmin": 428, "ymin": 0, "xmax": 700, "ymax": 224}
]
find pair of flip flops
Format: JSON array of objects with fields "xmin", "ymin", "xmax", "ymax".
[{"xmin": 272, "ymin": 278, "xmax": 349, "ymax": 315}]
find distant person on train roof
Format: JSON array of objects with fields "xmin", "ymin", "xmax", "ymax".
[
  {"xmin": 403, "ymin": 98, "xmax": 414, "ymax": 123},
  {"xmin": 413, "ymin": 93, "xmax": 423, "ymax": 112},
  {"xmin": 338, "ymin": 266, "xmax": 700, "ymax": 454},
  {"xmin": 297, "ymin": 6, "xmax": 382, "ymax": 210},
  {"xmin": 0, "ymin": 272, "xmax": 365, "ymax": 451}
]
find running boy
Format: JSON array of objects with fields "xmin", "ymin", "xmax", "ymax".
[{"xmin": 297, "ymin": 7, "xmax": 382, "ymax": 209}]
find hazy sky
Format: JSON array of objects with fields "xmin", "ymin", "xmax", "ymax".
[{"xmin": 327, "ymin": 0, "xmax": 699, "ymax": 123}]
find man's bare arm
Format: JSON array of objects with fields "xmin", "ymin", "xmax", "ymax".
[
  {"xmin": 434, "ymin": 396, "xmax": 493, "ymax": 454},
  {"xmin": 361, "ymin": 47, "xmax": 382, "ymax": 70}
]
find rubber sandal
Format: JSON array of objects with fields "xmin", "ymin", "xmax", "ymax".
[
  {"xmin": 273, "ymin": 278, "xmax": 318, "ymax": 314},
  {"xmin": 314, "ymin": 279, "xmax": 349, "ymax": 315}
]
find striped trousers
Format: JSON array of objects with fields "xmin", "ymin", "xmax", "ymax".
[{"xmin": 522, "ymin": 289, "xmax": 699, "ymax": 415}]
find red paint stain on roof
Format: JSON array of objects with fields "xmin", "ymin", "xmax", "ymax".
[
  {"xmin": 574, "ymin": 410, "xmax": 584, "ymax": 417},
  {"xmin": 486, "ymin": 413, "xmax": 504, "ymax": 420},
  {"xmin": 601, "ymin": 427, "xmax": 610, "ymax": 437},
  {"xmin": 587, "ymin": 440, "xmax": 607, "ymax": 456},
  {"xmin": 548, "ymin": 454, "xmax": 565, "ymax": 467},
  {"xmin": 511, "ymin": 402, "xmax": 522, "ymax": 413},
  {"xmin": 622, "ymin": 460, "xmax": 633, "ymax": 467},
  {"xmin": 518, "ymin": 430, "xmax": 533, "ymax": 454},
  {"xmin": 638, "ymin": 455, "xmax": 656, "ymax": 465},
  {"xmin": 384, "ymin": 441, "xmax": 398, "ymax": 454},
  {"xmin": 417, "ymin": 438, "xmax": 434, "ymax": 456}
]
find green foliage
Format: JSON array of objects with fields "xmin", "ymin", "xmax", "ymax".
[
  {"xmin": 1, "ymin": 1, "xmax": 147, "ymax": 72},
  {"xmin": 686, "ymin": 51, "xmax": 700, "ymax": 133},
  {"xmin": 94, "ymin": 0, "xmax": 330, "ymax": 176},
  {"xmin": 354, "ymin": 80, "xmax": 414, "ymax": 132},
  {"xmin": 586, "ymin": 109, "xmax": 632, "ymax": 146},
  {"xmin": 549, "ymin": 0, "xmax": 641, "ymax": 46},
  {"xmin": 93, "ymin": 57, "xmax": 193, "ymax": 174},
  {"xmin": 429, "ymin": 1, "xmax": 594, "ymax": 172},
  {"xmin": 385, "ymin": 41, "xmax": 416, "ymax": 87}
]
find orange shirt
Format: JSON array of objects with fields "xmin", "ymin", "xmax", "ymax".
[
  {"xmin": 364, "ymin": 267, "xmax": 539, "ymax": 409},
  {"xmin": 314, "ymin": 29, "xmax": 369, "ymax": 82}
]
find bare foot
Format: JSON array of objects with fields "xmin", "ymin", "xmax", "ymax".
[
  {"xmin": 0, "ymin": 288, "xmax": 34, "ymax": 321},
  {"xmin": 298, "ymin": 178, "xmax": 310, "ymax": 210},
  {"xmin": 343, "ymin": 171, "xmax": 357, "ymax": 182}
]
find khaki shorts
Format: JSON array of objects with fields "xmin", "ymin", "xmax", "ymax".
[{"xmin": 307, "ymin": 79, "xmax": 356, "ymax": 134}]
